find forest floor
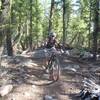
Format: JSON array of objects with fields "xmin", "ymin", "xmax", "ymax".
[{"xmin": 0, "ymin": 50, "xmax": 100, "ymax": 100}]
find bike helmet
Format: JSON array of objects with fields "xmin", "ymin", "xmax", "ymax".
[{"xmin": 49, "ymin": 32, "xmax": 56, "ymax": 37}]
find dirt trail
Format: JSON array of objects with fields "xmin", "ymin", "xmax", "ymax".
[{"xmin": 0, "ymin": 54, "xmax": 97, "ymax": 100}]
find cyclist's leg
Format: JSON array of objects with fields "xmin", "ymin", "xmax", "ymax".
[
  {"xmin": 43, "ymin": 49, "xmax": 50, "ymax": 69},
  {"xmin": 46, "ymin": 49, "xmax": 52, "ymax": 69}
]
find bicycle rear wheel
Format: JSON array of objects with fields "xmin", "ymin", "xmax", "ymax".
[{"xmin": 49, "ymin": 58, "xmax": 60, "ymax": 81}]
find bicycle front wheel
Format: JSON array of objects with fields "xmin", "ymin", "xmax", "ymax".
[{"xmin": 49, "ymin": 58, "xmax": 60, "ymax": 81}]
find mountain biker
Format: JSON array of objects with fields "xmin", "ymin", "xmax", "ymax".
[
  {"xmin": 43, "ymin": 32, "xmax": 57, "ymax": 71},
  {"xmin": 46, "ymin": 32, "xmax": 57, "ymax": 49}
]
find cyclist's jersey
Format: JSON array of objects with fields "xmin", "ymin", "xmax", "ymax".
[{"xmin": 46, "ymin": 37, "xmax": 56, "ymax": 49}]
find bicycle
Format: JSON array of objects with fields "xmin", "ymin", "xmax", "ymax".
[{"xmin": 45, "ymin": 49, "xmax": 61, "ymax": 81}]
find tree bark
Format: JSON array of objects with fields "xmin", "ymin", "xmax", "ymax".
[
  {"xmin": 36, "ymin": 0, "xmax": 39, "ymax": 47},
  {"xmin": 88, "ymin": 0, "xmax": 91, "ymax": 49},
  {"xmin": 1, "ymin": 0, "xmax": 13, "ymax": 56},
  {"xmin": 29, "ymin": 0, "xmax": 33, "ymax": 51},
  {"xmin": 6, "ymin": 27, "xmax": 13, "ymax": 56},
  {"xmin": 48, "ymin": 0, "xmax": 55, "ymax": 33},
  {"xmin": 62, "ymin": 0, "xmax": 66, "ymax": 47},
  {"xmin": 92, "ymin": 0, "xmax": 99, "ymax": 60}
]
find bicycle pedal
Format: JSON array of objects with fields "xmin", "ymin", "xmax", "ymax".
[{"xmin": 45, "ymin": 69, "xmax": 49, "ymax": 73}]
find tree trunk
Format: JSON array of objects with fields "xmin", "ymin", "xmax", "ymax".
[
  {"xmin": 62, "ymin": 0, "xmax": 66, "ymax": 47},
  {"xmin": 69, "ymin": 33, "xmax": 78, "ymax": 45},
  {"xmin": 1, "ymin": 0, "xmax": 13, "ymax": 56},
  {"xmin": 6, "ymin": 27, "xmax": 13, "ymax": 56},
  {"xmin": 29, "ymin": 0, "xmax": 33, "ymax": 51},
  {"xmin": 88, "ymin": 0, "xmax": 91, "ymax": 49},
  {"xmin": 36, "ymin": 0, "xmax": 39, "ymax": 47},
  {"xmin": 62, "ymin": 0, "xmax": 70, "ymax": 48},
  {"xmin": 48, "ymin": 0, "xmax": 55, "ymax": 33},
  {"xmin": 92, "ymin": 0, "xmax": 99, "ymax": 60},
  {"xmin": 6, "ymin": 0, "xmax": 13, "ymax": 56}
]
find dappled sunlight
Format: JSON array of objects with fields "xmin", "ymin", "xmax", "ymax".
[
  {"xmin": 32, "ymin": 80, "xmax": 53, "ymax": 86},
  {"xmin": 1, "ymin": 51, "xmax": 100, "ymax": 100},
  {"xmin": 22, "ymin": 61, "xmax": 38, "ymax": 68},
  {"xmin": 63, "ymin": 59, "xmax": 73, "ymax": 63},
  {"xmin": 57, "ymin": 81, "xmax": 80, "ymax": 100},
  {"xmin": 4, "ymin": 84, "xmax": 45, "ymax": 100},
  {"xmin": 0, "ymin": 0, "xmax": 99, "ymax": 99},
  {"xmin": 1, "ymin": 61, "xmax": 8, "ymax": 67}
]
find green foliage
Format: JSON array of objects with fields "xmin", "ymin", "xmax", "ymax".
[
  {"xmin": 67, "ymin": 17, "xmax": 88, "ymax": 47},
  {"xmin": 1, "ymin": 0, "xmax": 99, "ymax": 51}
]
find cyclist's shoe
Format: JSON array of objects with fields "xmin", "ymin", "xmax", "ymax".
[
  {"xmin": 42, "ymin": 65, "xmax": 46, "ymax": 70},
  {"xmin": 45, "ymin": 68, "xmax": 49, "ymax": 73}
]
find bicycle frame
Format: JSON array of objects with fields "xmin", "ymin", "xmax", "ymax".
[{"xmin": 47, "ymin": 51, "xmax": 60, "ymax": 81}]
